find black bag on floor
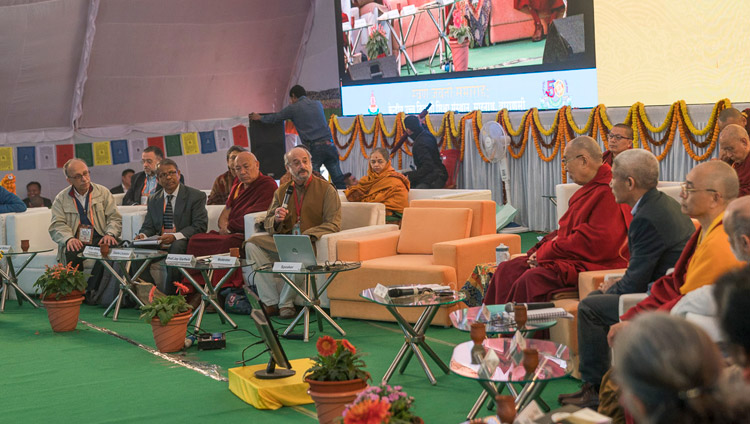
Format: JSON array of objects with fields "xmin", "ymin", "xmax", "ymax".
[{"xmin": 85, "ymin": 261, "xmax": 135, "ymax": 308}]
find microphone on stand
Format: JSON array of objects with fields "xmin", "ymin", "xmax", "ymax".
[
  {"xmin": 387, "ymin": 287, "xmax": 431, "ymax": 298},
  {"xmin": 281, "ymin": 185, "xmax": 294, "ymax": 210},
  {"xmin": 504, "ymin": 302, "xmax": 555, "ymax": 312}
]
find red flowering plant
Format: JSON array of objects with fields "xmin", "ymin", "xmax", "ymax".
[
  {"xmin": 33, "ymin": 262, "xmax": 88, "ymax": 300},
  {"xmin": 306, "ymin": 336, "xmax": 370, "ymax": 382},
  {"xmin": 139, "ymin": 282, "xmax": 193, "ymax": 325},
  {"xmin": 342, "ymin": 384, "xmax": 419, "ymax": 424}
]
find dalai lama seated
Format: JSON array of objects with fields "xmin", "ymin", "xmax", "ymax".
[
  {"xmin": 185, "ymin": 151, "xmax": 277, "ymax": 289},
  {"xmin": 484, "ymin": 136, "xmax": 631, "ymax": 304}
]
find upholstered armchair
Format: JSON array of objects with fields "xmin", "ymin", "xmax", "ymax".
[{"xmin": 329, "ymin": 206, "xmax": 512, "ymax": 325}]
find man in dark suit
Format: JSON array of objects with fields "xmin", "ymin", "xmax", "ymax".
[
  {"xmin": 559, "ymin": 149, "xmax": 696, "ymax": 408},
  {"xmin": 135, "ymin": 159, "xmax": 207, "ymax": 294},
  {"xmin": 110, "ymin": 169, "xmax": 134, "ymax": 194},
  {"xmin": 123, "ymin": 146, "xmax": 182, "ymax": 205}
]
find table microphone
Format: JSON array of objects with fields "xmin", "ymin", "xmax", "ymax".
[
  {"xmin": 281, "ymin": 185, "xmax": 294, "ymax": 210},
  {"xmin": 387, "ymin": 287, "xmax": 430, "ymax": 297},
  {"xmin": 504, "ymin": 302, "xmax": 555, "ymax": 312}
]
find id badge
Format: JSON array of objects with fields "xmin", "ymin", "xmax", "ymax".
[
  {"xmin": 292, "ymin": 222, "xmax": 301, "ymax": 235},
  {"xmin": 78, "ymin": 225, "xmax": 93, "ymax": 244},
  {"xmin": 140, "ymin": 195, "xmax": 148, "ymax": 205}
]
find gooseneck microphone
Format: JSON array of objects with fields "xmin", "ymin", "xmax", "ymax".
[
  {"xmin": 281, "ymin": 185, "xmax": 294, "ymax": 210},
  {"xmin": 504, "ymin": 302, "xmax": 555, "ymax": 312},
  {"xmin": 387, "ymin": 287, "xmax": 431, "ymax": 297}
]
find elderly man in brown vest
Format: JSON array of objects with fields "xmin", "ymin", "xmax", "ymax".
[{"xmin": 245, "ymin": 146, "xmax": 341, "ymax": 318}]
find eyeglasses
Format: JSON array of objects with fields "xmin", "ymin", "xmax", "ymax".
[
  {"xmin": 608, "ymin": 133, "xmax": 632, "ymax": 142},
  {"xmin": 158, "ymin": 170, "xmax": 179, "ymax": 178},
  {"xmin": 680, "ymin": 183, "xmax": 717, "ymax": 195},
  {"xmin": 68, "ymin": 170, "xmax": 90, "ymax": 181},
  {"xmin": 561, "ymin": 154, "xmax": 584, "ymax": 165}
]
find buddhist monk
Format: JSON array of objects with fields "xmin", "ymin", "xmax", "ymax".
[
  {"xmin": 717, "ymin": 108, "xmax": 747, "ymax": 164},
  {"xmin": 601, "ymin": 123, "xmax": 633, "ymax": 166},
  {"xmin": 484, "ymin": 136, "xmax": 631, "ymax": 304},
  {"xmin": 719, "ymin": 124, "xmax": 750, "ymax": 197}
]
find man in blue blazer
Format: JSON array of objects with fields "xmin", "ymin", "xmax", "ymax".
[
  {"xmin": 135, "ymin": 159, "xmax": 207, "ymax": 294},
  {"xmin": 560, "ymin": 149, "xmax": 696, "ymax": 408}
]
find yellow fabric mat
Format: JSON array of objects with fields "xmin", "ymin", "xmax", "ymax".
[{"xmin": 228, "ymin": 358, "xmax": 314, "ymax": 410}]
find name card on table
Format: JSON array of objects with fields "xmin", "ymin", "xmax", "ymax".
[
  {"xmin": 210, "ymin": 255, "xmax": 239, "ymax": 266},
  {"xmin": 342, "ymin": 22, "xmax": 352, "ymax": 31},
  {"xmin": 401, "ymin": 5, "xmax": 417, "ymax": 15},
  {"xmin": 0, "ymin": 244, "xmax": 11, "ymax": 253},
  {"xmin": 353, "ymin": 18, "xmax": 368, "ymax": 29},
  {"xmin": 373, "ymin": 283, "xmax": 389, "ymax": 299},
  {"xmin": 109, "ymin": 248, "xmax": 134, "ymax": 259},
  {"xmin": 272, "ymin": 262, "xmax": 302, "ymax": 272},
  {"xmin": 83, "ymin": 246, "xmax": 101, "ymax": 257},
  {"xmin": 165, "ymin": 254, "xmax": 196, "ymax": 266}
]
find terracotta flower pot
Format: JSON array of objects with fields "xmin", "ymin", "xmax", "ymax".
[
  {"xmin": 42, "ymin": 296, "xmax": 84, "ymax": 332},
  {"xmin": 449, "ymin": 39, "xmax": 469, "ymax": 72},
  {"xmin": 149, "ymin": 311, "xmax": 191, "ymax": 353},
  {"xmin": 305, "ymin": 378, "xmax": 367, "ymax": 424},
  {"xmin": 496, "ymin": 394, "xmax": 516, "ymax": 423}
]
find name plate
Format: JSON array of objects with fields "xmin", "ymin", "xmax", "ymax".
[
  {"xmin": 211, "ymin": 255, "xmax": 239, "ymax": 266},
  {"xmin": 165, "ymin": 254, "xmax": 196, "ymax": 266},
  {"xmin": 401, "ymin": 5, "xmax": 417, "ymax": 15},
  {"xmin": 83, "ymin": 246, "xmax": 101, "ymax": 257},
  {"xmin": 373, "ymin": 283, "xmax": 389, "ymax": 299},
  {"xmin": 0, "ymin": 244, "xmax": 11, "ymax": 253},
  {"xmin": 109, "ymin": 248, "xmax": 134, "ymax": 259},
  {"xmin": 342, "ymin": 22, "xmax": 352, "ymax": 31},
  {"xmin": 272, "ymin": 262, "xmax": 302, "ymax": 272},
  {"xmin": 353, "ymin": 18, "xmax": 367, "ymax": 29}
]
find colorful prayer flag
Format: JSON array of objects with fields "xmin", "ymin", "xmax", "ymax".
[
  {"xmin": 16, "ymin": 146, "xmax": 36, "ymax": 170},
  {"xmin": 110, "ymin": 139, "xmax": 129, "ymax": 164},
  {"xmin": 128, "ymin": 139, "xmax": 147, "ymax": 162},
  {"xmin": 93, "ymin": 141, "xmax": 113, "ymax": 166},
  {"xmin": 0, "ymin": 147, "xmax": 13, "ymax": 171},
  {"xmin": 38, "ymin": 145, "xmax": 56, "ymax": 170},
  {"xmin": 199, "ymin": 131, "xmax": 217, "ymax": 154},
  {"xmin": 147, "ymin": 136, "xmax": 165, "ymax": 154},
  {"xmin": 75, "ymin": 143, "xmax": 94, "ymax": 166},
  {"xmin": 181, "ymin": 132, "xmax": 200, "ymax": 155},
  {"xmin": 56, "ymin": 145, "xmax": 74, "ymax": 168},
  {"xmin": 165, "ymin": 135, "xmax": 182, "ymax": 157},
  {"xmin": 216, "ymin": 129, "xmax": 231, "ymax": 150},
  {"xmin": 232, "ymin": 125, "xmax": 249, "ymax": 147}
]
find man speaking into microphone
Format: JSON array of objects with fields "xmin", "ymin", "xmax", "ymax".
[{"xmin": 245, "ymin": 146, "xmax": 341, "ymax": 318}]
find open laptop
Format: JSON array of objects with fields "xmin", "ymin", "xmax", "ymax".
[{"xmin": 273, "ymin": 234, "xmax": 318, "ymax": 268}]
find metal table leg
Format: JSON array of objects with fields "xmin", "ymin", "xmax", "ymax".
[
  {"xmin": 0, "ymin": 253, "xmax": 40, "ymax": 312},
  {"xmin": 102, "ymin": 259, "xmax": 148, "ymax": 321},
  {"xmin": 278, "ymin": 271, "xmax": 345, "ymax": 342},
  {"xmin": 178, "ymin": 267, "xmax": 238, "ymax": 333}
]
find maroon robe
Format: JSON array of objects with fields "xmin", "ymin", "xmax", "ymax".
[
  {"xmin": 185, "ymin": 173, "xmax": 277, "ymax": 289},
  {"xmin": 601, "ymin": 150, "xmax": 613, "ymax": 166},
  {"xmin": 485, "ymin": 163, "xmax": 632, "ymax": 303},
  {"xmin": 732, "ymin": 157, "xmax": 750, "ymax": 197}
]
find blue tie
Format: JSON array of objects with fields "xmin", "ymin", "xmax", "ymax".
[{"xmin": 163, "ymin": 195, "xmax": 174, "ymax": 230}]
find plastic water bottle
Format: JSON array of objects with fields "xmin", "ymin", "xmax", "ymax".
[{"xmin": 495, "ymin": 243, "xmax": 510, "ymax": 266}]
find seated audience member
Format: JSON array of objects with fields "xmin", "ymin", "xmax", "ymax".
[
  {"xmin": 49, "ymin": 158, "xmax": 121, "ymax": 269},
  {"xmin": 614, "ymin": 313, "xmax": 749, "ymax": 424},
  {"xmin": 22, "ymin": 181, "xmax": 52, "ymax": 208},
  {"xmin": 344, "ymin": 147, "xmax": 410, "ymax": 221},
  {"xmin": 123, "ymin": 146, "xmax": 182, "ymax": 205},
  {"xmin": 563, "ymin": 161, "xmax": 744, "ymax": 408},
  {"xmin": 403, "ymin": 115, "xmax": 448, "ymax": 189},
  {"xmin": 342, "ymin": 172, "xmax": 358, "ymax": 188},
  {"xmin": 207, "ymin": 145, "xmax": 245, "ymax": 205},
  {"xmin": 110, "ymin": 169, "xmax": 134, "ymax": 194},
  {"xmin": 135, "ymin": 159, "xmax": 207, "ymax": 294},
  {"xmin": 718, "ymin": 108, "xmax": 748, "ymax": 164},
  {"xmin": 484, "ymin": 136, "xmax": 631, "ymax": 304},
  {"xmin": 245, "ymin": 147, "xmax": 341, "ymax": 318},
  {"xmin": 186, "ymin": 152, "xmax": 276, "ymax": 288},
  {"xmin": 719, "ymin": 124, "xmax": 750, "ymax": 197},
  {"xmin": 0, "ymin": 186, "xmax": 27, "ymax": 213},
  {"xmin": 601, "ymin": 123, "xmax": 633, "ymax": 166},
  {"xmin": 715, "ymin": 266, "xmax": 750, "ymax": 393}
]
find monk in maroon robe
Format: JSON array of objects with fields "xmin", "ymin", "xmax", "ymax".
[
  {"xmin": 719, "ymin": 124, "xmax": 750, "ymax": 197},
  {"xmin": 485, "ymin": 136, "xmax": 631, "ymax": 304},
  {"xmin": 186, "ymin": 152, "xmax": 277, "ymax": 288},
  {"xmin": 601, "ymin": 123, "xmax": 633, "ymax": 166},
  {"xmin": 717, "ymin": 108, "xmax": 747, "ymax": 164}
]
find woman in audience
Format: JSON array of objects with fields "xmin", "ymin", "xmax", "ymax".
[
  {"xmin": 345, "ymin": 147, "xmax": 409, "ymax": 223},
  {"xmin": 614, "ymin": 313, "xmax": 749, "ymax": 423}
]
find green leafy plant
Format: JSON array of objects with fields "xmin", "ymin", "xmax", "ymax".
[
  {"xmin": 449, "ymin": 24, "xmax": 472, "ymax": 45},
  {"xmin": 306, "ymin": 336, "xmax": 370, "ymax": 382},
  {"xmin": 139, "ymin": 284, "xmax": 193, "ymax": 325},
  {"xmin": 33, "ymin": 262, "xmax": 88, "ymax": 300},
  {"xmin": 366, "ymin": 25, "xmax": 390, "ymax": 60}
]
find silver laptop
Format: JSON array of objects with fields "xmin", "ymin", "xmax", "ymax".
[{"xmin": 273, "ymin": 234, "xmax": 318, "ymax": 268}]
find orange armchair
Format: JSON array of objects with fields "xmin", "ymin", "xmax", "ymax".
[{"xmin": 328, "ymin": 207, "xmax": 513, "ymax": 325}]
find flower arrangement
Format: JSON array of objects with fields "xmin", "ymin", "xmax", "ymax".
[
  {"xmin": 449, "ymin": 4, "xmax": 472, "ymax": 45},
  {"xmin": 366, "ymin": 25, "xmax": 389, "ymax": 60},
  {"xmin": 139, "ymin": 282, "xmax": 193, "ymax": 325},
  {"xmin": 306, "ymin": 336, "xmax": 370, "ymax": 382},
  {"xmin": 342, "ymin": 384, "xmax": 420, "ymax": 424},
  {"xmin": 33, "ymin": 262, "xmax": 88, "ymax": 300}
]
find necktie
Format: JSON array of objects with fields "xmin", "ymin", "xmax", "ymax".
[{"xmin": 163, "ymin": 194, "xmax": 174, "ymax": 230}]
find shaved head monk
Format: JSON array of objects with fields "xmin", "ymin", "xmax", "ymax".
[
  {"xmin": 601, "ymin": 123, "xmax": 633, "ymax": 166},
  {"xmin": 719, "ymin": 124, "xmax": 750, "ymax": 197},
  {"xmin": 717, "ymin": 108, "xmax": 747, "ymax": 164},
  {"xmin": 185, "ymin": 151, "xmax": 277, "ymax": 289},
  {"xmin": 484, "ymin": 136, "xmax": 631, "ymax": 304}
]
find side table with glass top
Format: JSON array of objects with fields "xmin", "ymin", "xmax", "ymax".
[
  {"xmin": 165, "ymin": 258, "xmax": 254, "ymax": 332},
  {"xmin": 0, "ymin": 248, "xmax": 54, "ymax": 312},
  {"xmin": 450, "ymin": 337, "xmax": 572, "ymax": 420},
  {"xmin": 255, "ymin": 262, "xmax": 360, "ymax": 342},
  {"xmin": 360, "ymin": 288, "xmax": 466, "ymax": 385},
  {"xmin": 79, "ymin": 249, "xmax": 167, "ymax": 321},
  {"xmin": 450, "ymin": 304, "xmax": 558, "ymax": 337}
]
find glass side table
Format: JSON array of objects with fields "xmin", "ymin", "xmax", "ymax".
[{"xmin": 0, "ymin": 248, "xmax": 54, "ymax": 312}]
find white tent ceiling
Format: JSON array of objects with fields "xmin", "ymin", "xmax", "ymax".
[{"xmin": 0, "ymin": 0, "xmax": 320, "ymax": 143}]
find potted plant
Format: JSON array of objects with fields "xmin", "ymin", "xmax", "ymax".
[
  {"xmin": 34, "ymin": 262, "xmax": 88, "ymax": 332},
  {"xmin": 448, "ymin": 8, "xmax": 472, "ymax": 72},
  {"xmin": 139, "ymin": 283, "xmax": 193, "ymax": 353},
  {"xmin": 366, "ymin": 25, "xmax": 390, "ymax": 60},
  {"xmin": 305, "ymin": 336, "xmax": 370, "ymax": 424},
  {"xmin": 342, "ymin": 384, "xmax": 423, "ymax": 424}
]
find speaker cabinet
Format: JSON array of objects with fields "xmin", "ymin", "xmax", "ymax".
[
  {"xmin": 543, "ymin": 14, "xmax": 585, "ymax": 64},
  {"xmin": 248, "ymin": 120, "xmax": 286, "ymax": 179}
]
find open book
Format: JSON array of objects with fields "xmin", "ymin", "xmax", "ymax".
[
  {"xmin": 514, "ymin": 307, "xmax": 574, "ymax": 321},
  {"xmin": 132, "ymin": 235, "xmax": 160, "ymax": 246}
]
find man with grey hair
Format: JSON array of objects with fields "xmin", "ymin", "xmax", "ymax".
[
  {"xmin": 560, "ymin": 149, "xmax": 695, "ymax": 408},
  {"xmin": 719, "ymin": 124, "xmax": 750, "ymax": 196},
  {"xmin": 245, "ymin": 146, "xmax": 341, "ymax": 318}
]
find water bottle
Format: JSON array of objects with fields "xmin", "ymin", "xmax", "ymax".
[{"xmin": 495, "ymin": 243, "xmax": 510, "ymax": 266}]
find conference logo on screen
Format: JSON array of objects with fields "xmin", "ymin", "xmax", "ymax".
[{"xmin": 540, "ymin": 79, "xmax": 571, "ymax": 109}]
